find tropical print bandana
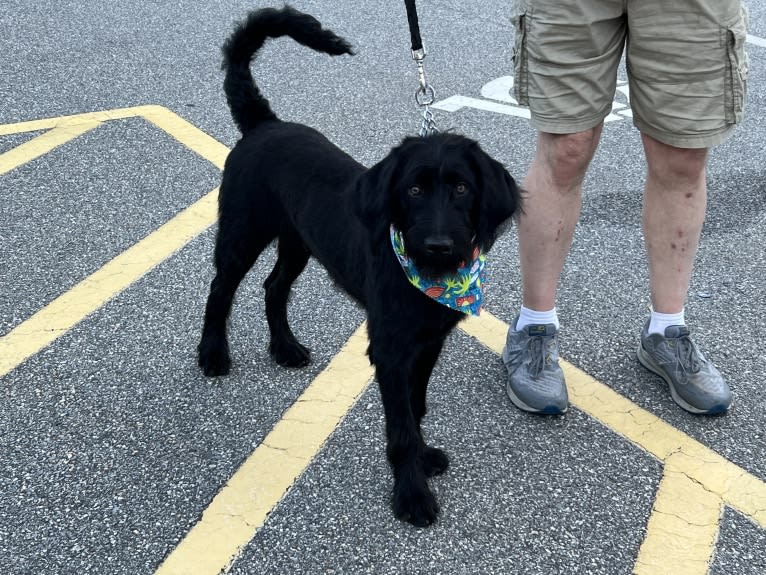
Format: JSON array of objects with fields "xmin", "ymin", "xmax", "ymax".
[{"xmin": 390, "ymin": 225, "xmax": 486, "ymax": 316}]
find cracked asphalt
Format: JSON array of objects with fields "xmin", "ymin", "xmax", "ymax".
[{"xmin": 1, "ymin": 1, "xmax": 765, "ymax": 574}]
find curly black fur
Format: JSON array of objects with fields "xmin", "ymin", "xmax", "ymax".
[{"xmin": 198, "ymin": 6, "xmax": 521, "ymax": 527}]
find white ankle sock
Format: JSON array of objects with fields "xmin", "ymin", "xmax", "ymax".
[
  {"xmin": 647, "ymin": 309, "xmax": 685, "ymax": 335},
  {"xmin": 516, "ymin": 306, "xmax": 559, "ymax": 331}
]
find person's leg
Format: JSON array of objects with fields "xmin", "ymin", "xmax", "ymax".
[
  {"xmin": 505, "ymin": 0, "xmax": 624, "ymax": 414},
  {"xmin": 637, "ymin": 134, "xmax": 731, "ymax": 414},
  {"xmin": 641, "ymin": 134, "xmax": 707, "ymax": 316},
  {"xmin": 626, "ymin": 0, "xmax": 747, "ymax": 414},
  {"xmin": 502, "ymin": 126, "xmax": 601, "ymax": 415},
  {"xmin": 519, "ymin": 126, "xmax": 602, "ymax": 313}
]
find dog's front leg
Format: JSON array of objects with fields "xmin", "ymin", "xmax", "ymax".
[
  {"xmin": 410, "ymin": 341, "xmax": 450, "ymax": 479},
  {"xmin": 375, "ymin": 358, "xmax": 440, "ymax": 527}
]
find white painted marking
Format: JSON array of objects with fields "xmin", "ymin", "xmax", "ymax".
[
  {"xmin": 479, "ymin": 76, "xmax": 517, "ymax": 104},
  {"xmin": 432, "ymin": 94, "xmax": 531, "ymax": 119},
  {"xmin": 434, "ymin": 76, "xmax": 634, "ymax": 123}
]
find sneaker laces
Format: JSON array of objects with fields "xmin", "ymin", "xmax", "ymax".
[
  {"xmin": 674, "ymin": 335, "xmax": 703, "ymax": 377},
  {"xmin": 527, "ymin": 335, "xmax": 556, "ymax": 377}
]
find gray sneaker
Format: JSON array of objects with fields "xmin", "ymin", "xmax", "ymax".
[
  {"xmin": 501, "ymin": 317, "xmax": 568, "ymax": 415},
  {"xmin": 637, "ymin": 323, "xmax": 731, "ymax": 415}
]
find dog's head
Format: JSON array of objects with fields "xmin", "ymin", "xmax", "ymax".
[{"xmin": 354, "ymin": 133, "xmax": 521, "ymax": 278}]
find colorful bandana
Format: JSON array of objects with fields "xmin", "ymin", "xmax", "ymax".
[{"xmin": 390, "ymin": 225, "xmax": 486, "ymax": 316}]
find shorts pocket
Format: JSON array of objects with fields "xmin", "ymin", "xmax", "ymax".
[
  {"xmin": 724, "ymin": 6, "xmax": 749, "ymax": 123},
  {"xmin": 511, "ymin": 10, "xmax": 529, "ymax": 106}
]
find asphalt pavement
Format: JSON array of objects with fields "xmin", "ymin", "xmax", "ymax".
[{"xmin": 1, "ymin": 1, "xmax": 765, "ymax": 574}]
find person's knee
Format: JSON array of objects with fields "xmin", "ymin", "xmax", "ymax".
[
  {"xmin": 643, "ymin": 135, "xmax": 708, "ymax": 186},
  {"xmin": 537, "ymin": 129, "xmax": 600, "ymax": 190}
]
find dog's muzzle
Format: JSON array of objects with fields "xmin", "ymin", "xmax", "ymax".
[{"xmin": 390, "ymin": 225, "xmax": 486, "ymax": 316}]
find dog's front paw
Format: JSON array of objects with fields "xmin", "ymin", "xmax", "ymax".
[
  {"xmin": 392, "ymin": 477, "xmax": 440, "ymax": 527},
  {"xmin": 421, "ymin": 446, "xmax": 449, "ymax": 477},
  {"xmin": 198, "ymin": 337, "xmax": 231, "ymax": 377},
  {"xmin": 270, "ymin": 339, "xmax": 311, "ymax": 368}
]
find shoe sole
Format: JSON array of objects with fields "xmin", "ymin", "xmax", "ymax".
[
  {"xmin": 505, "ymin": 382, "xmax": 568, "ymax": 415},
  {"xmin": 636, "ymin": 343, "xmax": 728, "ymax": 415}
]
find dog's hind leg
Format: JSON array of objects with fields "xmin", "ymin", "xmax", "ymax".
[
  {"xmin": 264, "ymin": 228, "xmax": 311, "ymax": 367},
  {"xmin": 198, "ymin": 223, "xmax": 274, "ymax": 376}
]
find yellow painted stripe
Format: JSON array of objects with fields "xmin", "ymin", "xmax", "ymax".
[
  {"xmin": 0, "ymin": 107, "xmax": 142, "ymax": 135},
  {"xmin": 634, "ymin": 455, "xmax": 723, "ymax": 575},
  {"xmin": 563, "ymin": 359, "xmax": 766, "ymax": 531},
  {"xmin": 155, "ymin": 323, "xmax": 374, "ymax": 575},
  {"xmin": 672, "ymin": 447, "xmax": 766, "ymax": 529},
  {"xmin": 461, "ymin": 311, "xmax": 766, "ymax": 572},
  {"xmin": 0, "ymin": 106, "xmax": 229, "ymax": 378},
  {"xmin": 0, "ymin": 105, "xmax": 185, "ymax": 135},
  {"xmin": 0, "ymin": 106, "xmax": 229, "ymax": 170},
  {"xmin": 0, "ymin": 121, "xmax": 101, "ymax": 176},
  {"xmin": 139, "ymin": 106, "xmax": 229, "ymax": 170},
  {"xmin": 0, "ymin": 189, "xmax": 219, "ymax": 378}
]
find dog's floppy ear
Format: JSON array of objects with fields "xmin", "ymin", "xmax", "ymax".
[
  {"xmin": 352, "ymin": 149, "xmax": 401, "ymax": 233},
  {"xmin": 472, "ymin": 147, "xmax": 522, "ymax": 252}
]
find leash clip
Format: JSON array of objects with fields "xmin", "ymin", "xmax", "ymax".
[
  {"xmin": 411, "ymin": 45, "xmax": 435, "ymax": 106},
  {"xmin": 411, "ymin": 45, "xmax": 437, "ymax": 136}
]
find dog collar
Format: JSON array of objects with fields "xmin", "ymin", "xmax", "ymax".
[{"xmin": 390, "ymin": 225, "xmax": 486, "ymax": 316}]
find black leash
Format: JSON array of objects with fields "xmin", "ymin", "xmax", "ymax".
[
  {"xmin": 404, "ymin": 0, "xmax": 438, "ymax": 136},
  {"xmin": 404, "ymin": 0, "xmax": 424, "ymax": 52}
]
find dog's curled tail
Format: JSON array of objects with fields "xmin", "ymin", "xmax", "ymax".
[{"xmin": 222, "ymin": 6, "xmax": 355, "ymax": 134}]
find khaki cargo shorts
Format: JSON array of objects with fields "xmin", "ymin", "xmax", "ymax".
[{"xmin": 512, "ymin": 0, "xmax": 749, "ymax": 148}]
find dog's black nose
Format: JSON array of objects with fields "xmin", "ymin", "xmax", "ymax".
[{"xmin": 424, "ymin": 237, "xmax": 454, "ymax": 255}]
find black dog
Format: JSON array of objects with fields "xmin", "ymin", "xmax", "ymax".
[{"xmin": 198, "ymin": 6, "xmax": 521, "ymax": 526}]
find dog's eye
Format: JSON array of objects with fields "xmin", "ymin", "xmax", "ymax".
[
  {"xmin": 408, "ymin": 185, "xmax": 423, "ymax": 198},
  {"xmin": 455, "ymin": 182, "xmax": 469, "ymax": 196}
]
